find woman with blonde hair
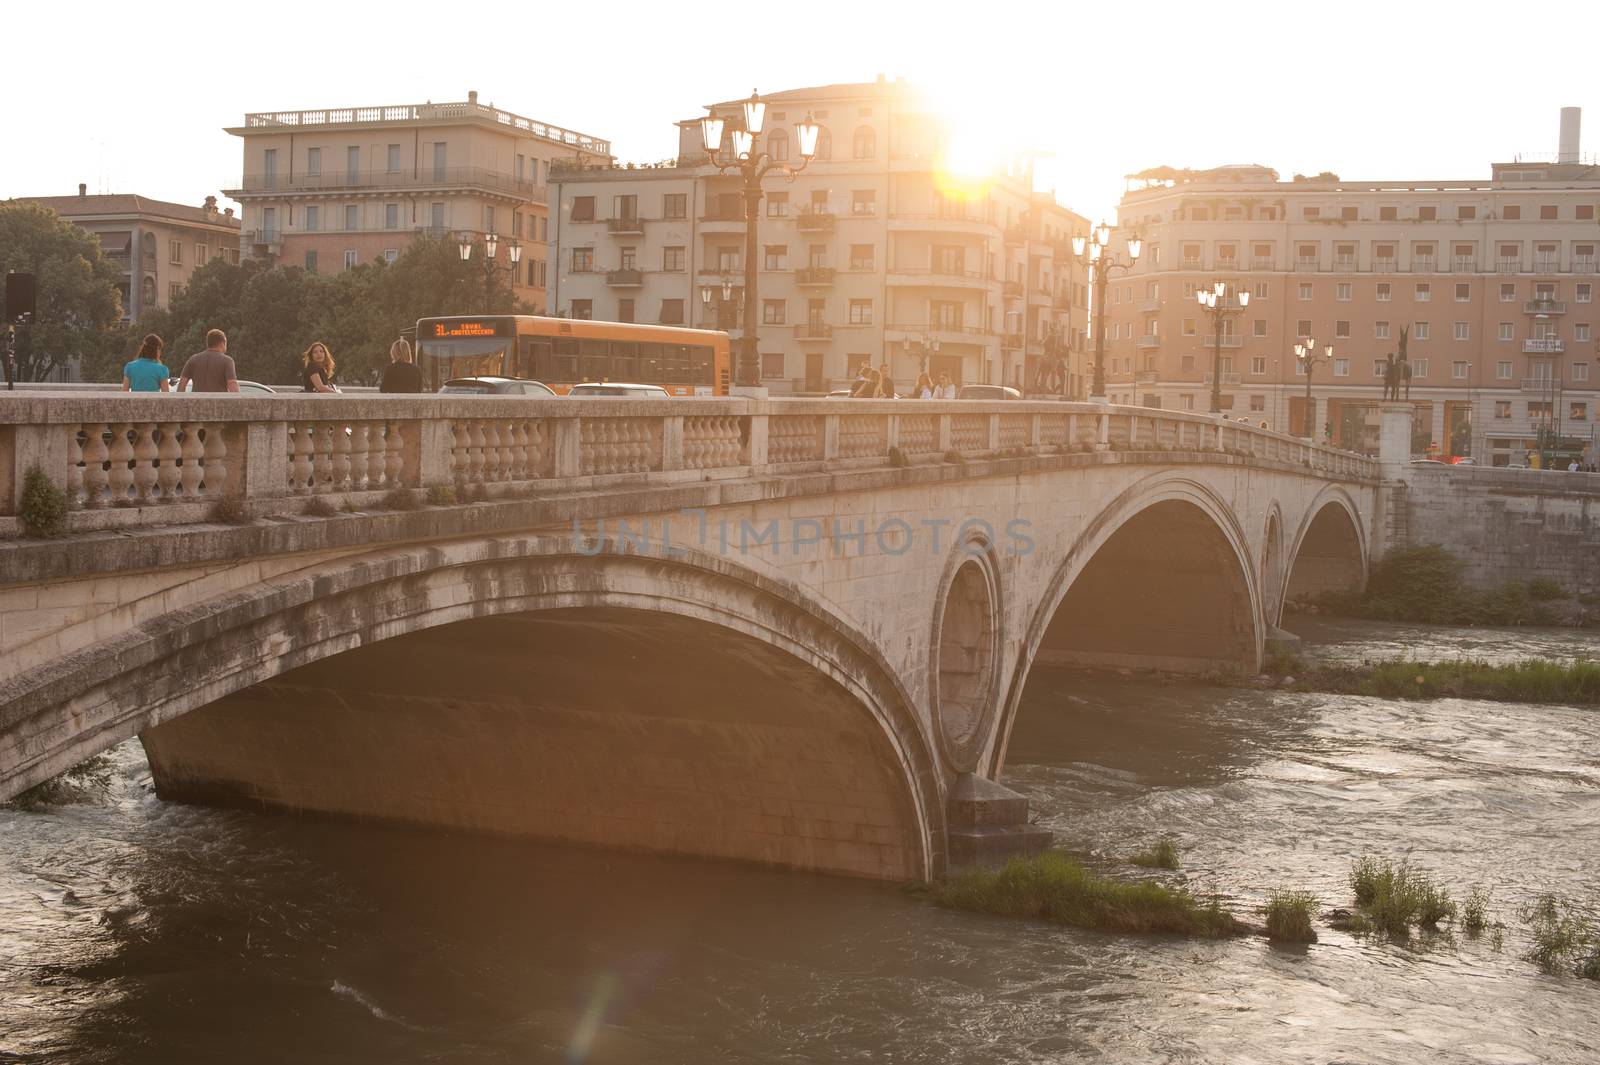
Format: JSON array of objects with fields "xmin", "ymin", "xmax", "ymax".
[
  {"xmin": 301, "ymin": 341, "xmax": 338, "ymax": 393},
  {"xmin": 380, "ymin": 337, "xmax": 423, "ymax": 393}
]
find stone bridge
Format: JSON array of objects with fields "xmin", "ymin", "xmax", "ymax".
[{"xmin": 0, "ymin": 395, "xmax": 1378, "ymax": 880}]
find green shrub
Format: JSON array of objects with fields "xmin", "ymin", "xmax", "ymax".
[
  {"xmin": 425, "ymin": 484, "xmax": 457, "ymax": 506},
  {"xmin": 1462, "ymin": 887, "xmax": 1491, "ymax": 934},
  {"xmin": 1527, "ymin": 578, "xmax": 1566, "ymax": 601},
  {"xmin": 1263, "ymin": 890, "xmax": 1319, "ymax": 943},
  {"xmin": 5, "ymin": 753, "xmax": 114, "ymax": 809},
  {"xmin": 382, "ymin": 488, "xmax": 420, "ymax": 511},
  {"xmin": 19, "ymin": 465, "xmax": 69, "ymax": 538},
  {"xmin": 302, "ymin": 497, "xmax": 337, "ymax": 518},
  {"xmin": 1520, "ymin": 895, "xmax": 1598, "ymax": 977},
  {"xmin": 1348, "ymin": 856, "xmax": 1453, "ymax": 937},
  {"xmin": 888, "ymin": 446, "xmax": 910, "ymax": 468},
  {"xmin": 1130, "ymin": 837, "xmax": 1180, "ymax": 870},
  {"xmin": 210, "ymin": 496, "xmax": 249, "ymax": 524},
  {"xmin": 931, "ymin": 851, "xmax": 1242, "ymax": 938},
  {"xmin": 1362, "ymin": 545, "xmax": 1466, "ymax": 623}
]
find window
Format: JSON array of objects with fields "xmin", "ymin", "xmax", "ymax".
[
  {"xmin": 195, "ymin": 243, "xmax": 206, "ymax": 262},
  {"xmin": 1251, "ymin": 356, "xmax": 1266, "ymax": 375},
  {"xmin": 848, "ymin": 299, "xmax": 873, "ymax": 325},
  {"xmin": 663, "ymin": 193, "xmax": 686, "ymax": 220},
  {"xmin": 1335, "ymin": 320, "xmax": 1351, "ymax": 338},
  {"xmin": 850, "ymin": 243, "xmax": 874, "ymax": 270},
  {"xmin": 386, "ymin": 144, "xmax": 400, "ymax": 172},
  {"xmin": 1303, "ymin": 206, "xmax": 1320, "ymax": 220},
  {"xmin": 1415, "ymin": 283, "xmax": 1431, "ymax": 301},
  {"xmin": 345, "ymin": 204, "xmax": 358, "ymax": 230},
  {"xmin": 1372, "ymin": 359, "xmax": 1387, "ymax": 377},
  {"xmin": 1252, "ymin": 282, "xmax": 1268, "ymax": 300},
  {"xmin": 307, "ymin": 147, "xmax": 321, "ymax": 175},
  {"xmin": 571, "ymin": 299, "xmax": 592, "ymax": 320},
  {"xmin": 571, "ymin": 196, "xmax": 595, "ymax": 222},
  {"xmin": 662, "ymin": 246, "xmax": 685, "ymax": 271},
  {"xmin": 1579, "ymin": 205, "xmax": 1596, "ymax": 221},
  {"xmin": 169, "ymin": 239, "xmax": 182, "ymax": 264},
  {"xmin": 617, "ymin": 299, "xmax": 634, "ymax": 323},
  {"xmin": 483, "ymin": 205, "xmax": 495, "ymax": 233},
  {"xmin": 1500, "ymin": 283, "xmax": 1516, "ymax": 302},
  {"xmin": 619, "ymin": 247, "xmax": 637, "ymax": 271},
  {"xmin": 1578, "ymin": 284, "xmax": 1592, "ymax": 303},
  {"xmin": 1336, "ymin": 282, "xmax": 1352, "ymax": 301},
  {"xmin": 1503, "ymin": 205, "xmax": 1521, "ymax": 220},
  {"xmin": 1298, "ymin": 283, "xmax": 1313, "ymax": 300},
  {"xmin": 571, "ymin": 247, "xmax": 594, "ymax": 272},
  {"xmin": 1419, "ymin": 205, "xmax": 1436, "ymax": 221},
  {"xmin": 1454, "ymin": 321, "xmax": 1469, "ymax": 340},
  {"xmin": 1455, "ymin": 283, "xmax": 1470, "ymax": 301},
  {"xmin": 717, "ymin": 246, "xmax": 740, "ymax": 272},
  {"xmin": 1528, "ymin": 401, "xmax": 1552, "ymax": 419},
  {"xmin": 1453, "ymin": 361, "xmax": 1469, "ymax": 379},
  {"xmin": 767, "ymin": 129, "xmax": 789, "ymax": 162},
  {"xmin": 764, "ymin": 244, "xmax": 788, "ymax": 270},
  {"xmin": 766, "ymin": 191, "xmax": 787, "ymax": 217},
  {"xmin": 1458, "ymin": 205, "xmax": 1476, "ymax": 220},
  {"xmin": 1540, "ymin": 204, "xmax": 1558, "ymax": 220},
  {"xmin": 304, "ymin": 250, "xmax": 318, "ymax": 273},
  {"xmin": 1498, "ymin": 323, "xmax": 1514, "ymax": 341},
  {"xmin": 384, "ymin": 203, "xmax": 398, "ymax": 229},
  {"xmin": 1180, "ymin": 394, "xmax": 1194, "ymax": 410},
  {"xmin": 851, "ymin": 189, "xmax": 876, "ymax": 216},
  {"xmin": 852, "ymin": 126, "xmax": 875, "ymax": 159},
  {"xmin": 1183, "ymin": 242, "xmax": 1201, "ymax": 265},
  {"xmin": 1181, "ymin": 318, "xmax": 1196, "ymax": 336},
  {"xmin": 1380, "ymin": 206, "xmax": 1397, "ymax": 221},
  {"xmin": 1341, "ymin": 206, "xmax": 1358, "ymax": 221},
  {"xmin": 343, "ymin": 249, "xmax": 357, "ymax": 270},
  {"xmin": 1414, "ymin": 321, "xmax": 1430, "ymax": 340},
  {"xmin": 763, "ymin": 299, "xmax": 786, "ymax": 324},
  {"xmin": 1252, "ymin": 319, "xmax": 1267, "ymax": 337},
  {"xmin": 1411, "ymin": 358, "xmax": 1428, "ymax": 377},
  {"xmin": 1181, "ymin": 355, "xmax": 1196, "ymax": 373},
  {"xmin": 1375, "ymin": 321, "xmax": 1390, "ymax": 339},
  {"xmin": 1296, "ymin": 319, "xmax": 1312, "ymax": 337},
  {"xmin": 1377, "ymin": 282, "xmax": 1392, "ymax": 302},
  {"xmin": 1574, "ymin": 361, "xmax": 1591, "ymax": 380},
  {"xmin": 304, "ymin": 205, "xmax": 320, "ymax": 232},
  {"xmin": 761, "ymin": 352, "xmax": 786, "ymax": 380},
  {"xmin": 1333, "ymin": 358, "xmax": 1349, "ymax": 377},
  {"xmin": 659, "ymin": 298, "xmax": 683, "ymax": 324},
  {"xmin": 383, "ymin": 249, "xmax": 398, "ymax": 263},
  {"xmin": 167, "ymin": 282, "xmax": 180, "ymax": 302},
  {"xmin": 1572, "ymin": 402, "xmax": 1589, "ymax": 421},
  {"xmin": 346, "ymin": 145, "xmax": 359, "ymax": 178},
  {"xmin": 1495, "ymin": 400, "xmax": 1512, "ymax": 418},
  {"xmin": 1577, "ymin": 324, "xmax": 1593, "ymax": 342},
  {"xmin": 814, "ymin": 127, "xmax": 832, "ymax": 160}
]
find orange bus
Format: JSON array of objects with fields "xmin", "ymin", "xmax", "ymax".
[{"xmin": 414, "ymin": 315, "xmax": 732, "ymax": 396}]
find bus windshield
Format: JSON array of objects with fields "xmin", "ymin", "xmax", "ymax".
[{"xmin": 415, "ymin": 337, "xmax": 511, "ymax": 390}]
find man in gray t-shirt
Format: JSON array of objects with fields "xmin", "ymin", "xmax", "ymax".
[{"xmin": 179, "ymin": 328, "xmax": 240, "ymax": 393}]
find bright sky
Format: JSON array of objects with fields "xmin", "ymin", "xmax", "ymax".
[{"xmin": 5, "ymin": 0, "xmax": 1597, "ymax": 225}]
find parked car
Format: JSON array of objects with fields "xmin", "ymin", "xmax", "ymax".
[
  {"xmin": 566, "ymin": 382, "xmax": 671, "ymax": 398},
  {"xmin": 437, "ymin": 376, "xmax": 556, "ymax": 396},
  {"xmin": 1410, "ymin": 458, "xmax": 1447, "ymax": 465},
  {"xmin": 168, "ymin": 378, "xmax": 277, "ymax": 395},
  {"xmin": 956, "ymin": 384, "xmax": 1023, "ymax": 401}
]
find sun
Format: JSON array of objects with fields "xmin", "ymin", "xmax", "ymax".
[{"xmin": 921, "ymin": 82, "xmax": 1031, "ymax": 198}]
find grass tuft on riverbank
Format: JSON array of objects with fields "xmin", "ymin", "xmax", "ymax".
[
  {"xmin": 1348, "ymin": 856, "xmax": 1455, "ymax": 937},
  {"xmin": 1263, "ymin": 890, "xmax": 1319, "ymax": 943},
  {"xmin": 1262, "ymin": 654, "xmax": 1600, "ymax": 705},
  {"xmin": 932, "ymin": 851, "xmax": 1245, "ymax": 938},
  {"xmin": 3, "ymin": 753, "xmax": 115, "ymax": 810},
  {"xmin": 1521, "ymin": 895, "xmax": 1600, "ymax": 979},
  {"xmin": 1129, "ymin": 838, "xmax": 1180, "ymax": 870}
]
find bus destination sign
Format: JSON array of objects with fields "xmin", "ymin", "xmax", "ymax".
[{"xmin": 430, "ymin": 319, "xmax": 506, "ymax": 338}]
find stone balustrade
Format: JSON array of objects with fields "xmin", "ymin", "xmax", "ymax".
[{"xmin": 0, "ymin": 394, "xmax": 1376, "ymax": 536}]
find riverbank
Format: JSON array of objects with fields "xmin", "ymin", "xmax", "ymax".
[{"xmin": 1258, "ymin": 654, "xmax": 1600, "ymax": 705}]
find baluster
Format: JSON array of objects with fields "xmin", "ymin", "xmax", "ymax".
[
  {"xmin": 107, "ymin": 424, "xmax": 135, "ymax": 504},
  {"xmin": 331, "ymin": 420, "xmax": 353, "ymax": 491},
  {"xmin": 129, "ymin": 423, "xmax": 158, "ymax": 503},
  {"xmin": 313, "ymin": 424, "xmax": 334, "ymax": 493},
  {"xmin": 179, "ymin": 422, "xmax": 205, "ymax": 499},
  {"xmin": 450, "ymin": 421, "xmax": 469, "ymax": 481},
  {"xmin": 347, "ymin": 420, "xmax": 370, "ymax": 491},
  {"xmin": 156, "ymin": 422, "xmax": 181, "ymax": 501},
  {"xmin": 385, "ymin": 422, "xmax": 405, "ymax": 486},
  {"xmin": 510, "ymin": 421, "xmax": 530, "ymax": 478},
  {"xmin": 288, "ymin": 422, "xmax": 313, "ymax": 494},
  {"xmin": 366, "ymin": 423, "xmax": 386, "ymax": 488},
  {"xmin": 202, "ymin": 424, "xmax": 229, "ymax": 498},
  {"xmin": 468, "ymin": 421, "xmax": 487, "ymax": 483},
  {"xmin": 70, "ymin": 426, "xmax": 89, "ymax": 508},
  {"xmin": 481, "ymin": 421, "xmax": 502, "ymax": 481},
  {"xmin": 495, "ymin": 420, "xmax": 515, "ymax": 478},
  {"xmin": 83, "ymin": 424, "xmax": 110, "ymax": 508}
]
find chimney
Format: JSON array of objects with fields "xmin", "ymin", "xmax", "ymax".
[
  {"xmin": 1559, "ymin": 107, "xmax": 1581, "ymax": 164},
  {"xmin": 78, "ymin": 182, "xmax": 86, "ymax": 199},
  {"xmin": 468, "ymin": 89, "xmax": 479, "ymax": 105}
]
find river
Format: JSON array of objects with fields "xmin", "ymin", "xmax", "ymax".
[{"xmin": 2, "ymin": 617, "xmax": 1597, "ymax": 1063}]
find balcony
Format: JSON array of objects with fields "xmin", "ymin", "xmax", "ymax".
[
  {"xmin": 227, "ymin": 167, "xmax": 549, "ymax": 203},
  {"xmin": 1216, "ymin": 258, "xmax": 1239, "ymax": 273},
  {"xmin": 1522, "ymin": 377, "xmax": 1562, "ymax": 392},
  {"xmin": 1202, "ymin": 371, "xmax": 1243, "ymax": 385},
  {"xmin": 247, "ymin": 229, "xmax": 282, "ymax": 252},
  {"xmin": 1333, "ymin": 257, "xmax": 1356, "ymax": 272},
  {"xmin": 1373, "ymin": 258, "xmax": 1397, "ymax": 273},
  {"xmin": 1575, "ymin": 257, "xmax": 1598, "ymax": 274},
  {"xmin": 796, "ymin": 321, "xmax": 833, "ymax": 340},
  {"xmin": 1003, "ymin": 226, "xmax": 1026, "ymax": 247},
  {"xmin": 699, "ymin": 209, "xmax": 744, "ymax": 225},
  {"xmin": 1452, "ymin": 257, "xmax": 1476, "ymax": 273},
  {"xmin": 795, "ymin": 208, "xmax": 836, "ymax": 232},
  {"xmin": 605, "ymin": 268, "xmax": 643, "ymax": 287},
  {"xmin": 1523, "ymin": 338, "xmax": 1565, "ymax": 353},
  {"xmin": 1135, "ymin": 370, "xmax": 1159, "ymax": 384},
  {"xmin": 239, "ymin": 98, "xmax": 608, "ymax": 153},
  {"xmin": 1413, "ymin": 258, "xmax": 1437, "ymax": 273},
  {"xmin": 606, "ymin": 216, "xmax": 645, "ymax": 235},
  {"xmin": 1003, "ymin": 279, "xmax": 1024, "ymax": 298},
  {"xmin": 1135, "ymin": 334, "xmax": 1161, "ymax": 349},
  {"xmin": 1251, "ymin": 257, "xmax": 1275, "ymax": 270},
  {"xmin": 1136, "ymin": 297, "xmax": 1161, "ymax": 312},
  {"xmin": 1203, "ymin": 336, "xmax": 1244, "ymax": 348},
  {"xmin": 1524, "ymin": 299, "xmax": 1568, "ymax": 315},
  {"xmin": 1181, "ymin": 257, "xmax": 1202, "ymax": 270},
  {"xmin": 1296, "ymin": 257, "xmax": 1318, "ymax": 272},
  {"xmin": 796, "ymin": 266, "xmax": 836, "ymax": 286},
  {"xmin": 1497, "ymin": 258, "xmax": 1521, "ymax": 273},
  {"xmin": 1001, "ymin": 333, "xmax": 1024, "ymax": 350},
  {"xmin": 1534, "ymin": 259, "xmax": 1559, "ymax": 273}
]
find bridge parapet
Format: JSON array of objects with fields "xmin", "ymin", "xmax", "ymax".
[{"xmin": 0, "ymin": 395, "xmax": 1375, "ymax": 537}]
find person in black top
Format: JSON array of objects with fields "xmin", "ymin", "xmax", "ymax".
[
  {"xmin": 380, "ymin": 338, "xmax": 423, "ymax": 393},
  {"xmin": 301, "ymin": 341, "xmax": 338, "ymax": 392}
]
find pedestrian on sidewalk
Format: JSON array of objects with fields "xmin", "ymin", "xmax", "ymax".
[
  {"xmin": 178, "ymin": 329, "xmax": 239, "ymax": 393},
  {"xmin": 122, "ymin": 334, "xmax": 169, "ymax": 392}
]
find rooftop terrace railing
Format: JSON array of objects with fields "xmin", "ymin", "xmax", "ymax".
[{"xmin": 240, "ymin": 101, "xmax": 609, "ymax": 154}]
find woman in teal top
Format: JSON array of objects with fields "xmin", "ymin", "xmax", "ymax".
[{"xmin": 122, "ymin": 334, "xmax": 170, "ymax": 392}]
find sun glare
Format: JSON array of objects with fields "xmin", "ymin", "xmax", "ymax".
[{"xmin": 923, "ymin": 83, "xmax": 1032, "ymax": 199}]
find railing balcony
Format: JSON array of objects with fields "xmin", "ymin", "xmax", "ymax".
[
  {"xmin": 1497, "ymin": 258, "xmax": 1521, "ymax": 273},
  {"xmin": 1522, "ymin": 376, "xmax": 1562, "ymax": 391},
  {"xmin": 1534, "ymin": 258, "xmax": 1559, "ymax": 273},
  {"xmin": 606, "ymin": 216, "xmax": 645, "ymax": 234},
  {"xmin": 1373, "ymin": 258, "xmax": 1397, "ymax": 273},
  {"xmin": 1523, "ymin": 338, "xmax": 1565, "ymax": 353},
  {"xmin": 228, "ymin": 167, "xmax": 549, "ymax": 203},
  {"xmin": 1001, "ymin": 333, "xmax": 1024, "ymax": 350},
  {"xmin": 248, "ymin": 230, "xmax": 281, "ymax": 248},
  {"xmin": 1574, "ymin": 257, "xmax": 1597, "ymax": 274},
  {"xmin": 1135, "ymin": 370, "xmax": 1158, "ymax": 383},
  {"xmin": 1053, "ymin": 295, "xmax": 1073, "ymax": 310},
  {"xmin": 1003, "ymin": 279, "xmax": 1024, "ymax": 298},
  {"xmin": 1296, "ymin": 257, "xmax": 1318, "ymax": 271},
  {"xmin": 699, "ymin": 210, "xmax": 744, "ymax": 224},
  {"xmin": 1452, "ymin": 257, "xmax": 1476, "ymax": 273},
  {"xmin": 1003, "ymin": 226, "xmax": 1026, "ymax": 246},
  {"xmin": 1203, "ymin": 336, "xmax": 1244, "ymax": 348},
  {"xmin": 1136, "ymin": 297, "xmax": 1161, "ymax": 312},
  {"xmin": 698, "ymin": 313, "xmax": 738, "ymax": 330},
  {"xmin": 1413, "ymin": 258, "xmax": 1437, "ymax": 273},
  {"xmin": 1524, "ymin": 299, "xmax": 1568, "ymax": 315},
  {"xmin": 796, "ymin": 266, "xmax": 836, "ymax": 286},
  {"xmin": 1216, "ymin": 258, "xmax": 1239, "ymax": 272},
  {"xmin": 1333, "ymin": 257, "xmax": 1356, "ymax": 271},
  {"xmin": 1251, "ymin": 257, "xmax": 1274, "ymax": 270},
  {"xmin": 1181, "ymin": 257, "xmax": 1202, "ymax": 269},
  {"xmin": 1135, "ymin": 334, "xmax": 1161, "ymax": 349},
  {"xmin": 1202, "ymin": 371, "xmax": 1243, "ymax": 385},
  {"xmin": 796, "ymin": 321, "xmax": 833, "ymax": 339},
  {"xmin": 605, "ymin": 269, "xmax": 643, "ymax": 287},
  {"xmin": 795, "ymin": 208, "xmax": 836, "ymax": 232}
]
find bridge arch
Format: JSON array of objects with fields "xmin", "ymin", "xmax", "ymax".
[
  {"xmin": 1284, "ymin": 486, "xmax": 1369, "ymax": 607},
  {"xmin": 987, "ymin": 474, "xmax": 1265, "ymax": 775},
  {"xmin": 4, "ymin": 537, "xmax": 943, "ymax": 880}
]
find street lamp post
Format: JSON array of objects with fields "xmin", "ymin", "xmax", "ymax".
[
  {"xmin": 700, "ymin": 92, "xmax": 820, "ymax": 392},
  {"xmin": 699, "ymin": 274, "xmax": 736, "ymax": 331},
  {"xmin": 1071, "ymin": 222, "xmax": 1141, "ymax": 403},
  {"xmin": 1294, "ymin": 338, "xmax": 1332, "ymax": 439},
  {"xmin": 458, "ymin": 232, "xmax": 524, "ymax": 306},
  {"xmin": 1196, "ymin": 280, "xmax": 1251, "ymax": 413}
]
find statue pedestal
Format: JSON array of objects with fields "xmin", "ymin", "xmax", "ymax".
[{"xmin": 1378, "ymin": 402, "xmax": 1414, "ymax": 477}]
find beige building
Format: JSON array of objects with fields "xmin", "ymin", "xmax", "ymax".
[
  {"xmin": 549, "ymin": 80, "xmax": 1089, "ymax": 394},
  {"xmin": 224, "ymin": 91, "xmax": 610, "ymax": 309},
  {"xmin": 22, "ymin": 186, "xmax": 241, "ymax": 321},
  {"xmin": 1100, "ymin": 115, "xmax": 1600, "ymax": 465}
]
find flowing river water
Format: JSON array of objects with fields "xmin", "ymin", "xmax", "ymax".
[{"xmin": 3, "ymin": 617, "xmax": 1597, "ymax": 1063}]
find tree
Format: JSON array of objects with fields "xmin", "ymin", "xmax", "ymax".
[{"xmin": 0, "ymin": 201, "xmax": 125, "ymax": 380}]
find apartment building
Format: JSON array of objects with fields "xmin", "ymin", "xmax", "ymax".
[
  {"xmin": 1099, "ymin": 115, "xmax": 1600, "ymax": 465},
  {"xmin": 224, "ymin": 91, "xmax": 610, "ymax": 309},
  {"xmin": 22, "ymin": 185, "xmax": 241, "ymax": 321},
  {"xmin": 549, "ymin": 80, "xmax": 1089, "ymax": 394}
]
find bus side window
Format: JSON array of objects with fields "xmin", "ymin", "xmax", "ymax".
[
  {"xmin": 525, "ymin": 338, "xmax": 553, "ymax": 382},
  {"xmin": 610, "ymin": 340, "xmax": 639, "ymax": 382},
  {"xmin": 638, "ymin": 342, "xmax": 662, "ymax": 382},
  {"xmin": 551, "ymin": 337, "xmax": 579, "ymax": 382},
  {"xmin": 580, "ymin": 339, "xmax": 610, "ymax": 381},
  {"xmin": 662, "ymin": 344, "xmax": 690, "ymax": 383},
  {"xmin": 690, "ymin": 345, "xmax": 713, "ymax": 384}
]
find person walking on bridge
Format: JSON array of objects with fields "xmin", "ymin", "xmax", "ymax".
[
  {"xmin": 178, "ymin": 329, "xmax": 239, "ymax": 393},
  {"xmin": 121, "ymin": 334, "xmax": 169, "ymax": 392},
  {"xmin": 380, "ymin": 338, "xmax": 422, "ymax": 393}
]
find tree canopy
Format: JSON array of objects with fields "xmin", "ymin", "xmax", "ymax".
[{"xmin": 0, "ymin": 201, "xmax": 126, "ymax": 380}]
